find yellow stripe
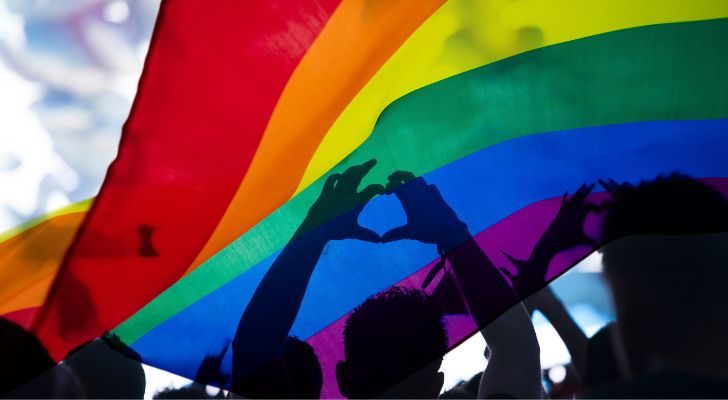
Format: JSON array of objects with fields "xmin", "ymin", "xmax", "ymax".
[
  {"xmin": 188, "ymin": 0, "xmax": 445, "ymax": 272},
  {"xmin": 296, "ymin": 0, "xmax": 728, "ymax": 193},
  {"xmin": 0, "ymin": 199, "xmax": 91, "ymax": 243},
  {"xmin": 0, "ymin": 199, "xmax": 90, "ymax": 314},
  {"xmin": 0, "ymin": 211, "xmax": 86, "ymax": 315}
]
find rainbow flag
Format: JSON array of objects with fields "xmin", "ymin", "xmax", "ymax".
[{"xmin": 2, "ymin": 0, "xmax": 728, "ymax": 396}]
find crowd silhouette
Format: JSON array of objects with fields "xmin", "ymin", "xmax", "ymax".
[{"xmin": 2, "ymin": 161, "xmax": 727, "ymax": 398}]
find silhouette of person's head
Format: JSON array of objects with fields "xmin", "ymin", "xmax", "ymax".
[
  {"xmin": 0, "ymin": 318, "xmax": 56, "ymax": 394},
  {"xmin": 283, "ymin": 336, "xmax": 323, "ymax": 398},
  {"xmin": 600, "ymin": 174, "xmax": 728, "ymax": 241},
  {"xmin": 64, "ymin": 336, "xmax": 146, "ymax": 398},
  {"xmin": 232, "ymin": 336, "xmax": 322, "ymax": 398},
  {"xmin": 336, "ymin": 286, "xmax": 447, "ymax": 398},
  {"xmin": 599, "ymin": 174, "xmax": 728, "ymax": 378}
]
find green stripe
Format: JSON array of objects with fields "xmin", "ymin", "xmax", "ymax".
[{"xmin": 115, "ymin": 18, "xmax": 728, "ymax": 343}]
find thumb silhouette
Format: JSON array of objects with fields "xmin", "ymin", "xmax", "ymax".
[{"xmin": 381, "ymin": 224, "xmax": 415, "ymax": 243}]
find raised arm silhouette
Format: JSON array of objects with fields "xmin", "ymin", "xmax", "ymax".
[
  {"xmin": 230, "ymin": 160, "xmax": 383, "ymax": 397},
  {"xmin": 503, "ymin": 183, "xmax": 597, "ymax": 296},
  {"xmin": 229, "ymin": 165, "xmax": 543, "ymax": 398},
  {"xmin": 379, "ymin": 171, "xmax": 542, "ymax": 399}
]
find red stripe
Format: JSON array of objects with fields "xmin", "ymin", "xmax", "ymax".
[{"xmin": 32, "ymin": 0, "xmax": 341, "ymax": 360}]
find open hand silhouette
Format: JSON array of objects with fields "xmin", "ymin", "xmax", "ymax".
[
  {"xmin": 380, "ymin": 171, "xmax": 468, "ymax": 247},
  {"xmin": 503, "ymin": 183, "xmax": 597, "ymax": 295},
  {"xmin": 296, "ymin": 159, "xmax": 384, "ymax": 242}
]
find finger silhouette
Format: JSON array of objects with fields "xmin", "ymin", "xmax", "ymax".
[
  {"xmin": 571, "ymin": 183, "xmax": 594, "ymax": 204},
  {"xmin": 385, "ymin": 170, "xmax": 416, "ymax": 193},
  {"xmin": 358, "ymin": 183, "xmax": 385, "ymax": 203},
  {"xmin": 381, "ymin": 224, "xmax": 414, "ymax": 243},
  {"xmin": 349, "ymin": 226, "xmax": 381, "ymax": 243},
  {"xmin": 500, "ymin": 265, "xmax": 519, "ymax": 282},
  {"xmin": 388, "ymin": 170, "xmax": 415, "ymax": 182},
  {"xmin": 337, "ymin": 159, "xmax": 377, "ymax": 193},
  {"xmin": 563, "ymin": 183, "xmax": 593, "ymax": 207},
  {"xmin": 598, "ymin": 178, "xmax": 620, "ymax": 194},
  {"xmin": 501, "ymin": 250, "xmax": 529, "ymax": 270}
]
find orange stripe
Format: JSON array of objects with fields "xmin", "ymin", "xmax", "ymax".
[
  {"xmin": 188, "ymin": 0, "xmax": 445, "ymax": 272},
  {"xmin": 0, "ymin": 212, "xmax": 85, "ymax": 316}
]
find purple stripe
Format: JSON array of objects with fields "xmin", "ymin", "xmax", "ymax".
[{"xmin": 307, "ymin": 178, "xmax": 728, "ymax": 398}]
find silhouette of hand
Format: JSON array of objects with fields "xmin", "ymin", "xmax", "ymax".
[
  {"xmin": 598, "ymin": 177, "xmax": 633, "ymax": 197},
  {"xmin": 381, "ymin": 171, "xmax": 467, "ymax": 248},
  {"xmin": 541, "ymin": 183, "xmax": 598, "ymax": 251},
  {"xmin": 195, "ymin": 341, "xmax": 230, "ymax": 386},
  {"xmin": 297, "ymin": 159, "xmax": 385, "ymax": 242},
  {"xmin": 502, "ymin": 183, "xmax": 597, "ymax": 295}
]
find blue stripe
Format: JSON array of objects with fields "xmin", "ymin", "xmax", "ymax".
[{"xmin": 131, "ymin": 119, "xmax": 728, "ymax": 379}]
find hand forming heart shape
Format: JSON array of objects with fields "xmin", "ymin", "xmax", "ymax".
[{"xmin": 295, "ymin": 159, "xmax": 469, "ymax": 250}]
